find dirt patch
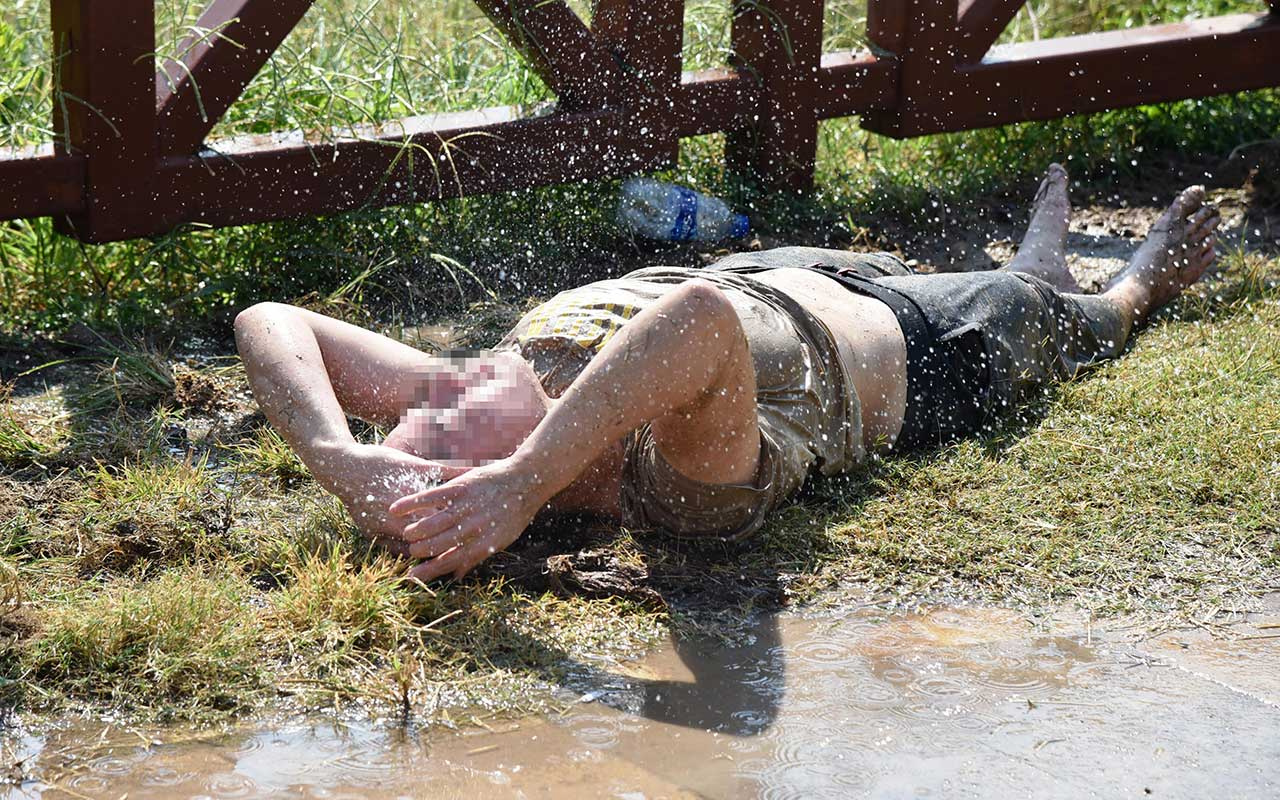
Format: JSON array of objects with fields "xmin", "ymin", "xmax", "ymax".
[
  {"xmin": 173, "ymin": 367, "xmax": 226, "ymax": 412},
  {"xmin": 460, "ymin": 505, "xmax": 804, "ymax": 624}
]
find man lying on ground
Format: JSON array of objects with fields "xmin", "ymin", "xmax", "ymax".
[{"xmin": 235, "ymin": 166, "xmax": 1221, "ymax": 581}]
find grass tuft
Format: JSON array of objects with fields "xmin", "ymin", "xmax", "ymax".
[
  {"xmin": 270, "ymin": 547, "xmax": 437, "ymax": 672},
  {"xmin": 80, "ymin": 340, "xmax": 177, "ymax": 411},
  {"xmin": 52, "ymin": 458, "xmax": 238, "ymax": 575},
  {"xmin": 0, "ymin": 408, "xmax": 51, "ymax": 469},
  {"xmin": 230, "ymin": 427, "xmax": 311, "ymax": 484},
  {"xmin": 22, "ymin": 570, "xmax": 264, "ymax": 716}
]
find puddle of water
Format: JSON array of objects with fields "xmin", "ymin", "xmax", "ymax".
[{"xmin": 5, "ymin": 605, "xmax": 1279, "ymax": 799}]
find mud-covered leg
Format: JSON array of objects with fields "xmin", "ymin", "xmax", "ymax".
[{"xmin": 1004, "ymin": 164, "xmax": 1082, "ymax": 293}]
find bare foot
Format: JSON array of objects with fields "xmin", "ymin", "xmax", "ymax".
[
  {"xmin": 1005, "ymin": 163, "xmax": 1081, "ymax": 292},
  {"xmin": 1103, "ymin": 186, "xmax": 1220, "ymax": 324}
]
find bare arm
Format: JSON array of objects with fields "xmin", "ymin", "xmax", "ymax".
[
  {"xmin": 233, "ymin": 302, "xmax": 465, "ymax": 542},
  {"xmin": 234, "ymin": 302, "xmax": 447, "ymax": 447},
  {"xmin": 390, "ymin": 279, "xmax": 761, "ymax": 579},
  {"xmin": 509, "ymin": 278, "xmax": 759, "ymax": 492}
]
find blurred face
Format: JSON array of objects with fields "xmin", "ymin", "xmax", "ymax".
[{"xmin": 383, "ymin": 351, "xmax": 548, "ymax": 466}]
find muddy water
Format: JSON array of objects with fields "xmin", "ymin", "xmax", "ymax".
[{"xmin": 7, "ymin": 605, "xmax": 1279, "ymax": 799}]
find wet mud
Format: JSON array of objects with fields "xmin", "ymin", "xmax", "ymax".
[{"xmin": 6, "ymin": 603, "xmax": 1278, "ymax": 799}]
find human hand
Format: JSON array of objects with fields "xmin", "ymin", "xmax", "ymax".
[
  {"xmin": 387, "ymin": 457, "xmax": 549, "ymax": 581},
  {"xmin": 309, "ymin": 442, "xmax": 468, "ymax": 549}
]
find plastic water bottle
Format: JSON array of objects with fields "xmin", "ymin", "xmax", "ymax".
[{"xmin": 617, "ymin": 178, "xmax": 750, "ymax": 242}]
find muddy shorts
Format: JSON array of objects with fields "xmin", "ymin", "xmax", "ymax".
[
  {"xmin": 797, "ymin": 263, "xmax": 1127, "ymax": 449},
  {"xmin": 712, "ymin": 248, "xmax": 1128, "ymax": 450},
  {"xmin": 619, "ymin": 422, "xmax": 786, "ymax": 541}
]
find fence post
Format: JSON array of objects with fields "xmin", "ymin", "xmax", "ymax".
[
  {"xmin": 866, "ymin": 0, "xmax": 907, "ymax": 54},
  {"xmin": 593, "ymin": 0, "xmax": 684, "ymax": 96},
  {"xmin": 862, "ymin": 0, "xmax": 960, "ymax": 138},
  {"xmin": 50, "ymin": 0, "xmax": 158, "ymax": 243},
  {"xmin": 592, "ymin": 0, "xmax": 685, "ymax": 168},
  {"xmin": 955, "ymin": 0, "xmax": 1030, "ymax": 63},
  {"xmin": 474, "ymin": 0, "xmax": 621, "ymax": 111},
  {"xmin": 725, "ymin": 0, "xmax": 825, "ymax": 192}
]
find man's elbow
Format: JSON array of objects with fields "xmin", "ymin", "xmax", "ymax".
[
  {"xmin": 671, "ymin": 278, "xmax": 738, "ymax": 334},
  {"xmin": 235, "ymin": 300, "xmax": 303, "ymax": 329},
  {"xmin": 234, "ymin": 302, "xmax": 296, "ymax": 351}
]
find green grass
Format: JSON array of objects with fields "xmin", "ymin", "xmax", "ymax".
[
  {"xmin": 229, "ymin": 427, "xmax": 311, "ymax": 483},
  {"xmin": 21, "ymin": 570, "xmax": 266, "ymax": 715},
  {"xmin": 0, "ymin": 0, "xmax": 1277, "ymax": 723},
  {"xmin": 78, "ymin": 338, "xmax": 177, "ymax": 411},
  {"xmin": 0, "ymin": 405, "xmax": 53, "ymax": 468},
  {"xmin": 55, "ymin": 458, "xmax": 240, "ymax": 574}
]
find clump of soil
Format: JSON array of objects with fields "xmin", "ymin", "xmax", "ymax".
[{"xmin": 173, "ymin": 367, "xmax": 225, "ymax": 412}]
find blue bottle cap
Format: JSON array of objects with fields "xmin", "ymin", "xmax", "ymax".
[{"xmin": 729, "ymin": 213, "xmax": 750, "ymax": 239}]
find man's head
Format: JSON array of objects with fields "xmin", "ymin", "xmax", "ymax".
[{"xmin": 383, "ymin": 350, "xmax": 549, "ymax": 466}]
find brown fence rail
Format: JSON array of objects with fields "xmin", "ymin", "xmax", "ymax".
[{"xmin": 2, "ymin": 0, "xmax": 1278, "ymax": 244}]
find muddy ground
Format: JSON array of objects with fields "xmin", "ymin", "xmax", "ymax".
[
  {"xmin": 8, "ymin": 597, "xmax": 1280, "ymax": 798},
  {"xmin": 0, "ymin": 147, "xmax": 1276, "ymax": 739},
  {"xmin": 3, "ymin": 147, "xmax": 1278, "ymax": 619}
]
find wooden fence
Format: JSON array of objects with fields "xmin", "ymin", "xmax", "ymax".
[{"xmin": 1, "ymin": 0, "xmax": 1277, "ymax": 243}]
